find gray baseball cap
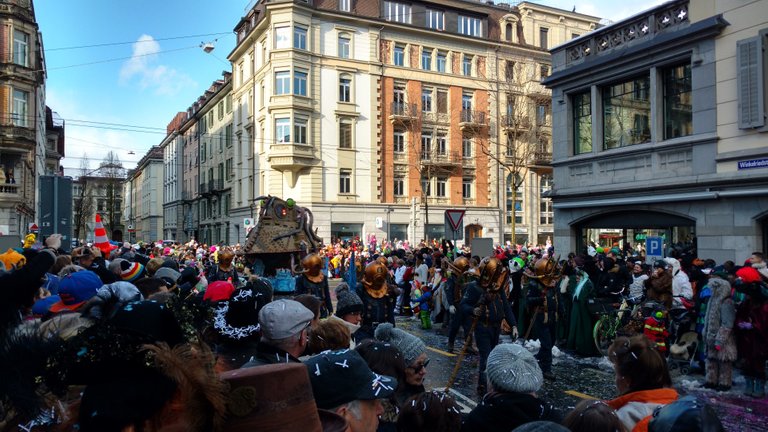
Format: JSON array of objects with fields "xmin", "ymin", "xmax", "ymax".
[{"xmin": 258, "ymin": 299, "xmax": 314, "ymax": 339}]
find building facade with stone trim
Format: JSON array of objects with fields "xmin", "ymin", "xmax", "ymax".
[{"xmin": 544, "ymin": 0, "xmax": 768, "ymax": 262}]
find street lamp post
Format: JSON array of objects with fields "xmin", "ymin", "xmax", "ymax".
[{"xmin": 384, "ymin": 206, "xmax": 393, "ymax": 242}]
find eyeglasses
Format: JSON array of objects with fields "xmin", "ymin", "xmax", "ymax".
[{"xmin": 408, "ymin": 358, "xmax": 430, "ymax": 373}]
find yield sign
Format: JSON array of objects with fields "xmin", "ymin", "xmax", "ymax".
[{"xmin": 445, "ymin": 209, "xmax": 465, "ymax": 231}]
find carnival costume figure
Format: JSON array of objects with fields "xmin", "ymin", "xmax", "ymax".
[
  {"xmin": 355, "ymin": 262, "xmax": 398, "ymax": 340},
  {"xmin": 295, "ymin": 253, "xmax": 333, "ymax": 318},
  {"xmin": 525, "ymin": 257, "xmax": 562, "ymax": 380}
]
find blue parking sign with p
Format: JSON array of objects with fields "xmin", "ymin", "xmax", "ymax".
[{"xmin": 646, "ymin": 236, "xmax": 663, "ymax": 263}]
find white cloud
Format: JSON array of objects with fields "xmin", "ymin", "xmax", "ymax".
[
  {"xmin": 534, "ymin": 0, "xmax": 669, "ymax": 23},
  {"xmin": 119, "ymin": 34, "xmax": 197, "ymax": 96}
]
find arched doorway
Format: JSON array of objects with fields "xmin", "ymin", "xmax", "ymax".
[
  {"xmin": 465, "ymin": 224, "xmax": 483, "ymax": 245},
  {"xmin": 572, "ymin": 210, "xmax": 696, "ymax": 257}
]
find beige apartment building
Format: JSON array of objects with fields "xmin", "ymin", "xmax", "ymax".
[{"xmin": 223, "ymin": 0, "xmax": 600, "ymax": 246}]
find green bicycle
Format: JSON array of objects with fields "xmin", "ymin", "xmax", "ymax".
[{"xmin": 592, "ymin": 297, "xmax": 635, "ymax": 356}]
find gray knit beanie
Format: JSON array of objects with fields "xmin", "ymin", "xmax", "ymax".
[
  {"xmin": 374, "ymin": 323, "xmax": 426, "ymax": 365},
  {"xmin": 486, "ymin": 343, "xmax": 543, "ymax": 394},
  {"xmin": 335, "ymin": 282, "xmax": 363, "ymax": 317}
]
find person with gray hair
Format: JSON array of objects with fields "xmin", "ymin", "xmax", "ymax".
[{"xmin": 241, "ymin": 299, "xmax": 314, "ymax": 368}]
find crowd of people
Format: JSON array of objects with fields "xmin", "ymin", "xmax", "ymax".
[{"xmin": 2, "ymin": 225, "xmax": 765, "ymax": 432}]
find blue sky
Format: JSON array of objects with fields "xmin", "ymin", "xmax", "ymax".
[{"xmin": 36, "ymin": 0, "xmax": 662, "ymax": 172}]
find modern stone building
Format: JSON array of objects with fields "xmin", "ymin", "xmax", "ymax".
[
  {"xmin": 226, "ymin": 0, "xmax": 599, "ymax": 245},
  {"xmin": 125, "ymin": 146, "xmax": 164, "ymax": 242},
  {"xmin": 544, "ymin": 0, "xmax": 768, "ymax": 262}
]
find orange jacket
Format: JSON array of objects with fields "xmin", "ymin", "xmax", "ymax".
[{"xmin": 606, "ymin": 388, "xmax": 678, "ymax": 432}]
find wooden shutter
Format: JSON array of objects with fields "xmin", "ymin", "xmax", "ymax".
[{"xmin": 737, "ymin": 36, "xmax": 765, "ymax": 129}]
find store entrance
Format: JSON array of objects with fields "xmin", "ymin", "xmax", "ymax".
[{"xmin": 574, "ymin": 210, "xmax": 696, "ymax": 258}]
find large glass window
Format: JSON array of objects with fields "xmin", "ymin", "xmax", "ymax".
[
  {"xmin": 275, "ymin": 71, "xmax": 290, "ymax": 95},
  {"xmin": 340, "ymin": 170, "xmax": 351, "ymax": 193},
  {"xmin": 394, "ymin": 45, "xmax": 405, "ymax": 66},
  {"xmin": 422, "ymin": 89, "xmax": 433, "ymax": 112},
  {"xmin": 339, "ymin": 75, "xmax": 351, "ymax": 102},
  {"xmin": 603, "ymin": 75, "xmax": 651, "ymax": 149},
  {"xmin": 275, "ymin": 117, "xmax": 291, "ymax": 143},
  {"xmin": 339, "ymin": 0, "xmax": 351, "ymax": 12},
  {"xmin": 13, "ymin": 30, "xmax": 28, "ymax": 67},
  {"xmin": 539, "ymin": 175, "xmax": 553, "ymax": 225},
  {"xmin": 275, "ymin": 26, "xmax": 290, "ymax": 49},
  {"xmin": 663, "ymin": 63, "xmax": 692, "ymax": 140},
  {"xmin": 421, "ymin": 177, "xmax": 431, "ymax": 196},
  {"xmin": 384, "ymin": 1, "xmax": 411, "ymax": 24},
  {"xmin": 573, "ymin": 91, "xmax": 592, "ymax": 154},
  {"xmin": 436, "ymin": 133, "xmax": 447, "ymax": 155},
  {"xmin": 421, "ymin": 132, "xmax": 432, "ymax": 159},
  {"xmin": 462, "ymin": 55, "xmax": 472, "ymax": 76},
  {"xmin": 393, "ymin": 130, "xmax": 405, "ymax": 153},
  {"xmin": 462, "ymin": 137, "xmax": 472, "ymax": 158},
  {"xmin": 12, "ymin": 89, "xmax": 28, "ymax": 127},
  {"xmin": 294, "ymin": 118, "xmax": 307, "ymax": 144},
  {"xmin": 294, "ymin": 27, "xmax": 307, "ymax": 50},
  {"xmin": 339, "ymin": 120, "xmax": 352, "ymax": 148},
  {"xmin": 459, "ymin": 16, "xmax": 482, "ymax": 37},
  {"xmin": 421, "ymin": 49, "xmax": 432, "ymax": 70},
  {"xmin": 294, "ymin": 70, "xmax": 307, "ymax": 96},
  {"xmin": 427, "ymin": 9, "xmax": 445, "ymax": 31},
  {"xmin": 338, "ymin": 34, "xmax": 350, "ymax": 58},
  {"xmin": 462, "ymin": 178, "xmax": 473, "ymax": 199},
  {"xmin": 436, "ymin": 178, "xmax": 447, "ymax": 197},
  {"xmin": 436, "ymin": 51, "xmax": 447, "ymax": 73},
  {"xmin": 393, "ymin": 177, "xmax": 404, "ymax": 196}
]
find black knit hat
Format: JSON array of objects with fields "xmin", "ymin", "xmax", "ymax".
[{"xmin": 334, "ymin": 283, "xmax": 363, "ymax": 317}]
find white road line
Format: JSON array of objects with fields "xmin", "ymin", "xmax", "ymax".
[{"xmin": 446, "ymin": 387, "xmax": 478, "ymax": 412}]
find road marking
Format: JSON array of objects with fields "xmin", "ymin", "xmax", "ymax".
[
  {"xmin": 446, "ymin": 387, "xmax": 478, "ymax": 412},
  {"xmin": 564, "ymin": 390, "xmax": 598, "ymax": 400},
  {"xmin": 427, "ymin": 346, "xmax": 457, "ymax": 357}
]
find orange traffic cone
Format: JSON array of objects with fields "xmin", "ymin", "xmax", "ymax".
[{"xmin": 93, "ymin": 214, "xmax": 117, "ymax": 256}]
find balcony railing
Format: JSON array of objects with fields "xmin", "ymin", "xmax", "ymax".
[
  {"xmin": 421, "ymin": 151, "xmax": 462, "ymax": 168},
  {"xmin": 459, "ymin": 110, "xmax": 488, "ymax": 133},
  {"xmin": 199, "ymin": 182, "xmax": 208, "ymax": 195},
  {"xmin": 0, "ymin": 183, "xmax": 20, "ymax": 196},
  {"xmin": 389, "ymin": 103, "xmax": 419, "ymax": 126},
  {"xmin": 530, "ymin": 149, "xmax": 553, "ymax": 165},
  {"xmin": 501, "ymin": 115, "xmax": 531, "ymax": 130}
]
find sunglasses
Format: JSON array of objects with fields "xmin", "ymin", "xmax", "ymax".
[{"xmin": 409, "ymin": 358, "xmax": 430, "ymax": 373}]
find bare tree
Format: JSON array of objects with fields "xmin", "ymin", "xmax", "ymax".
[
  {"xmin": 99, "ymin": 151, "xmax": 124, "ymax": 238},
  {"xmin": 72, "ymin": 154, "xmax": 94, "ymax": 243},
  {"xmin": 480, "ymin": 60, "xmax": 553, "ymax": 245}
]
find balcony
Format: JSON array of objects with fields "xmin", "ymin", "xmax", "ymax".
[
  {"xmin": 459, "ymin": 109, "xmax": 488, "ymax": 134},
  {"xmin": 421, "ymin": 151, "xmax": 462, "ymax": 171},
  {"xmin": 267, "ymin": 143, "xmax": 317, "ymax": 187},
  {"xmin": 199, "ymin": 182, "xmax": 210, "ymax": 196},
  {"xmin": 0, "ymin": 183, "xmax": 20, "ymax": 200},
  {"xmin": 0, "ymin": 126, "xmax": 36, "ymax": 151},
  {"xmin": 389, "ymin": 103, "xmax": 419, "ymax": 128},
  {"xmin": 501, "ymin": 115, "xmax": 531, "ymax": 131},
  {"xmin": 529, "ymin": 148, "xmax": 553, "ymax": 166}
]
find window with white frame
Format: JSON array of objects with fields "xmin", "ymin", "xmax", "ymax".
[
  {"xmin": 338, "ymin": 34, "xmax": 351, "ymax": 58},
  {"xmin": 458, "ymin": 16, "xmax": 482, "ymax": 37},
  {"xmin": 393, "ymin": 130, "xmax": 405, "ymax": 153},
  {"xmin": 13, "ymin": 30, "xmax": 28, "ymax": 67},
  {"xmin": 421, "ymin": 48, "xmax": 432, "ymax": 70},
  {"xmin": 422, "ymin": 88, "xmax": 433, "ymax": 113},
  {"xmin": 462, "ymin": 137, "xmax": 472, "ymax": 158},
  {"xmin": 294, "ymin": 118, "xmax": 308, "ymax": 144},
  {"xmin": 421, "ymin": 132, "xmax": 432, "ymax": 159},
  {"xmin": 294, "ymin": 70, "xmax": 308, "ymax": 96},
  {"xmin": 339, "ymin": 170, "xmax": 352, "ymax": 193},
  {"xmin": 339, "ymin": 119, "xmax": 353, "ymax": 149},
  {"xmin": 737, "ymin": 32, "xmax": 767, "ymax": 129},
  {"xmin": 462, "ymin": 178, "xmax": 473, "ymax": 199},
  {"xmin": 384, "ymin": 1, "xmax": 411, "ymax": 24},
  {"xmin": 436, "ymin": 133, "xmax": 447, "ymax": 155},
  {"xmin": 339, "ymin": 0, "xmax": 351, "ymax": 12},
  {"xmin": 462, "ymin": 55, "xmax": 472, "ymax": 76},
  {"xmin": 462, "ymin": 93, "xmax": 473, "ymax": 111},
  {"xmin": 436, "ymin": 178, "xmax": 447, "ymax": 197},
  {"xmin": 275, "ymin": 71, "xmax": 290, "ymax": 95},
  {"xmin": 539, "ymin": 174, "xmax": 553, "ymax": 224},
  {"xmin": 275, "ymin": 26, "xmax": 290, "ymax": 49},
  {"xmin": 12, "ymin": 89, "xmax": 28, "ymax": 127},
  {"xmin": 275, "ymin": 117, "xmax": 291, "ymax": 143},
  {"xmin": 436, "ymin": 51, "xmax": 447, "ymax": 73},
  {"xmin": 427, "ymin": 9, "xmax": 445, "ymax": 31},
  {"xmin": 339, "ymin": 75, "xmax": 352, "ymax": 102},
  {"xmin": 393, "ymin": 176, "xmax": 405, "ymax": 196},
  {"xmin": 394, "ymin": 44, "xmax": 405, "ymax": 66},
  {"xmin": 294, "ymin": 27, "xmax": 307, "ymax": 50},
  {"xmin": 421, "ymin": 177, "xmax": 431, "ymax": 196}
]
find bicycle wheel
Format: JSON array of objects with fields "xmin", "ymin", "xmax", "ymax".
[{"xmin": 593, "ymin": 315, "xmax": 616, "ymax": 356}]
